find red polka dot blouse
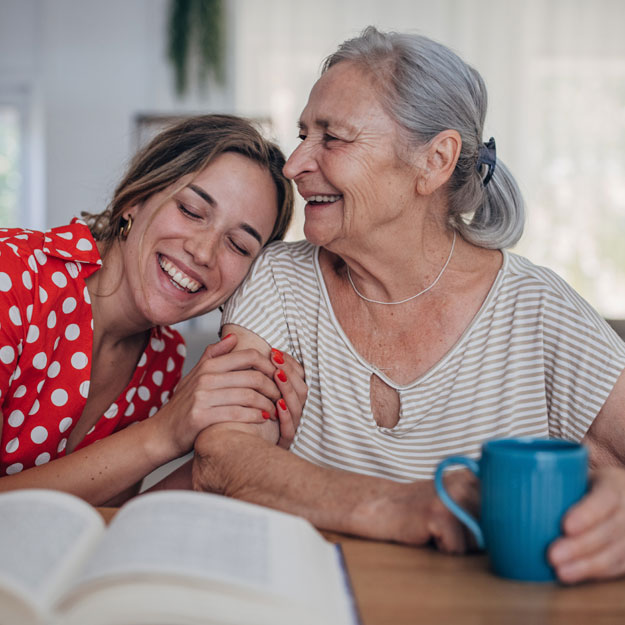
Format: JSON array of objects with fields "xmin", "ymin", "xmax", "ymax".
[{"xmin": 0, "ymin": 220, "xmax": 186, "ymax": 476}]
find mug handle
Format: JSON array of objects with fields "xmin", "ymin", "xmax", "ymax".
[{"xmin": 434, "ymin": 456, "xmax": 484, "ymax": 549}]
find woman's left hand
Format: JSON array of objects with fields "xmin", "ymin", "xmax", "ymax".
[
  {"xmin": 548, "ymin": 466, "xmax": 625, "ymax": 583},
  {"xmin": 269, "ymin": 348, "xmax": 307, "ymax": 448}
]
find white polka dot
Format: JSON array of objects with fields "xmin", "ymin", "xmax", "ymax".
[
  {"xmin": 138, "ymin": 386, "xmax": 150, "ymax": 401},
  {"xmin": 161, "ymin": 391, "xmax": 170, "ymax": 404},
  {"xmin": 28, "ymin": 255, "xmax": 38, "ymax": 273},
  {"xmin": 5, "ymin": 438, "xmax": 19, "ymax": 453},
  {"xmin": 26, "ymin": 305, "xmax": 33, "ymax": 322},
  {"xmin": 0, "ymin": 346, "xmax": 15, "ymax": 364},
  {"xmin": 59, "ymin": 417, "xmax": 72, "ymax": 433},
  {"xmin": 152, "ymin": 371, "xmax": 163, "ymax": 386},
  {"xmin": 53, "ymin": 337, "xmax": 60, "ymax": 350},
  {"xmin": 52, "ymin": 271, "xmax": 67, "ymax": 288},
  {"xmin": 8, "ymin": 410, "xmax": 24, "ymax": 427},
  {"xmin": 57, "ymin": 438, "xmax": 67, "ymax": 453},
  {"xmin": 32, "ymin": 352, "xmax": 47, "ymax": 369},
  {"xmin": 47, "ymin": 311, "xmax": 57, "ymax": 329},
  {"xmin": 57, "ymin": 231, "xmax": 73, "ymax": 240},
  {"xmin": 166, "ymin": 357, "xmax": 175, "ymax": 372},
  {"xmin": 35, "ymin": 452, "xmax": 51, "ymax": 466},
  {"xmin": 104, "ymin": 403, "xmax": 118, "ymax": 419},
  {"xmin": 51, "ymin": 389, "xmax": 68, "ymax": 406},
  {"xmin": 22, "ymin": 271, "xmax": 32, "ymax": 290},
  {"xmin": 28, "ymin": 400, "xmax": 40, "ymax": 415},
  {"xmin": 149, "ymin": 406, "xmax": 158, "ymax": 417},
  {"xmin": 34, "ymin": 249, "xmax": 47, "ymax": 265},
  {"xmin": 31, "ymin": 426, "xmax": 48, "ymax": 444},
  {"xmin": 124, "ymin": 402, "xmax": 135, "ymax": 416},
  {"xmin": 76, "ymin": 238, "xmax": 93, "ymax": 251},
  {"xmin": 8, "ymin": 306, "xmax": 21, "ymax": 326},
  {"xmin": 79, "ymin": 380, "xmax": 90, "ymax": 398},
  {"xmin": 62, "ymin": 297, "xmax": 77, "ymax": 313},
  {"xmin": 83, "ymin": 286, "xmax": 91, "ymax": 304},
  {"xmin": 126, "ymin": 387, "xmax": 137, "ymax": 402},
  {"xmin": 12, "ymin": 365, "xmax": 21, "ymax": 381},
  {"xmin": 13, "ymin": 385, "xmax": 26, "ymax": 398},
  {"xmin": 0, "ymin": 272, "xmax": 12, "ymax": 292},
  {"xmin": 71, "ymin": 352, "xmax": 88, "ymax": 369},
  {"xmin": 65, "ymin": 262, "xmax": 79, "ymax": 278},
  {"xmin": 7, "ymin": 243, "xmax": 19, "ymax": 255},
  {"xmin": 86, "ymin": 426, "xmax": 95, "ymax": 436},
  {"xmin": 137, "ymin": 353, "xmax": 147, "ymax": 368},
  {"xmin": 65, "ymin": 324, "xmax": 80, "ymax": 340},
  {"xmin": 151, "ymin": 338, "xmax": 165, "ymax": 352},
  {"xmin": 177, "ymin": 343, "xmax": 187, "ymax": 358},
  {"xmin": 6, "ymin": 463, "xmax": 23, "ymax": 475},
  {"xmin": 36, "ymin": 380, "xmax": 44, "ymax": 393},
  {"xmin": 39, "ymin": 286, "xmax": 48, "ymax": 303},
  {"xmin": 26, "ymin": 325, "xmax": 40, "ymax": 343},
  {"xmin": 47, "ymin": 361, "xmax": 61, "ymax": 378}
]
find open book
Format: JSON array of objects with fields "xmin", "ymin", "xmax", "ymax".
[{"xmin": 0, "ymin": 489, "xmax": 359, "ymax": 625}]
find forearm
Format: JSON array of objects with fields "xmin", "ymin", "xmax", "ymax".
[
  {"xmin": 0, "ymin": 418, "xmax": 173, "ymax": 505},
  {"xmin": 192, "ymin": 424, "xmax": 431, "ymax": 542}
]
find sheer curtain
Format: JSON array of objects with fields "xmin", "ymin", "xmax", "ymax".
[{"xmin": 231, "ymin": 0, "xmax": 625, "ymax": 318}]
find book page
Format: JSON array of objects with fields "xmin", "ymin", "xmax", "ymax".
[
  {"xmin": 0, "ymin": 489, "xmax": 104, "ymax": 618},
  {"xmin": 63, "ymin": 491, "xmax": 356, "ymax": 623}
]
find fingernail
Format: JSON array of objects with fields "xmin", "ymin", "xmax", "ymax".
[
  {"xmin": 278, "ymin": 398, "xmax": 287, "ymax": 411},
  {"xmin": 222, "ymin": 333, "xmax": 233, "ymax": 341},
  {"xmin": 262, "ymin": 410, "xmax": 271, "ymax": 420},
  {"xmin": 277, "ymin": 369, "xmax": 287, "ymax": 383},
  {"xmin": 271, "ymin": 348, "xmax": 284, "ymax": 365}
]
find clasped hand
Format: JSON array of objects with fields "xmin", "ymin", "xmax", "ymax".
[{"xmin": 148, "ymin": 334, "xmax": 306, "ymax": 460}]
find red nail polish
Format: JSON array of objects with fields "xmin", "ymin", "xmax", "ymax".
[
  {"xmin": 278, "ymin": 398, "xmax": 287, "ymax": 411},
  {"xmin": 277, "ymin": 370, "xmax": 287, "ymax": 383},
  {"xmin": 222, "ymin": 333, "xmax": 233, "ymax": 341},
  {"xmin": 271, "ymin": 348, "xmax": 284, "ymax": 365},
  {"xmin": 262, "ymin": 410, "xmax": 270, "ymax": 420}
]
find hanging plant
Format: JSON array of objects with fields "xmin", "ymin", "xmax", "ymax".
[{"xmin": 167, "ymin": 0, "xmax": 225, "ymax": 96}]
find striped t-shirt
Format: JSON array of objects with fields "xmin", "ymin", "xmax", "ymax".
[{"xmin": 223, "ymin": 240, "xmax": 625, "ymax": 482}]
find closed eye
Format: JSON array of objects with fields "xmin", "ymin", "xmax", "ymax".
[
  {"xmin": 229, "ymin": 238, "xmax": 251, "ymax": 257},
  {"xmin": 177, "ymin": 203, "xmax": 201, "ymax": 219}
]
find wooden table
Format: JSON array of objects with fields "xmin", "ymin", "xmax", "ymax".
[{"xmin": 98, "ymin": 508, "xmax": 625, "ymax": 625}]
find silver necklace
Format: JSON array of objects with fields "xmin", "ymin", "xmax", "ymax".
[{"xmin": 346, "ymin": 231, "xmax": 456, "ymax": 305}]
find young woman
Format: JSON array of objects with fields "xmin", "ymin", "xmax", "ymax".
[{"xmin": 0, "ymin": 114, "xmax": 305, "ymax": 505}]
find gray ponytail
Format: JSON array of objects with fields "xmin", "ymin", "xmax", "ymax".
[{"xmin": 322, "ymin": 26, "xmax": 524, "ymax": 249}]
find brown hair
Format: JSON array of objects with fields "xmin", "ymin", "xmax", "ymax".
[{"xmin": 82, "ymin": 114, "xmax": 293, "ymax": 252}]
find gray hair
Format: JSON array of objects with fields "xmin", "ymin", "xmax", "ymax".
[{"xmin": 322, "ymin": 26, "xmax": 524, "ymax": 249}]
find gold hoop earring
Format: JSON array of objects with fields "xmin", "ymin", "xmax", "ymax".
[{"xmin": 119, "ymin": 215, "xmax": 133, "ymax": 240}]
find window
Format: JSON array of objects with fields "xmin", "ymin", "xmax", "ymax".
[{"xmin": 0, "ymin": 104, "xmax": 22, "ymax": 226}]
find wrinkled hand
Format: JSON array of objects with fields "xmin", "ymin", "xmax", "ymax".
[
  {"xmin": 549, "ymin": 467, "xmax": 625, "ymax": 584},
  {"xmin": 269, "ymin": 348, "xmax": 307, "ymax": 448},
  {"xmin": 381, "ymin": 470, "xmax": 480, "ymax": 552},
  {"xmin": 150, "ymin": 334, "xmax": 280, "ymax": 460},
  {"xmin": 424, "ymin": 469, "xmax": 480, "ymax": 553}
]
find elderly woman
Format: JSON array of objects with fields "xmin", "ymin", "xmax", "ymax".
[{"xmin": 192, "ymin": 28, "xmax": 625, "ymax": 583}]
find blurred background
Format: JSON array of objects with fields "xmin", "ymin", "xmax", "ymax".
[{"xmin": 2, "ymin": 0, "xmax": 624, "ymax": 343}]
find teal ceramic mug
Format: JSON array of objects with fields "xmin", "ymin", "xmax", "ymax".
[{"xmin": 434, "ymin": 438, "xmax": 588, "ymax": 582}]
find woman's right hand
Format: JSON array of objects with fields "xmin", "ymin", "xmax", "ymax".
[{"xmin": 148, "ymin": 334, "xmax": 281, "ymax": 461}]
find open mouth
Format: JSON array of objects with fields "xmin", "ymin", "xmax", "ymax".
[
  {"xmin": 158, "ymin": 254, "xmax": 204, "ymax": 293},
  {"xmin": 306, "ymin": 194, "xmax": 343, "ymax": 205}
]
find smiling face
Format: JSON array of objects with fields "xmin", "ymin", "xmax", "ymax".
[
  {"xmin": 121, "ymin": 152, "xmax": 278, "ymax": 327},
  {"xmin": 283, "ymin": 61, "xmax": 420, "ymax": 253}
]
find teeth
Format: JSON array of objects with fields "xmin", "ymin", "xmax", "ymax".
[
  {"xmin": 308, "ymin": 194, "xmax": 342, "ymax": 203},
  {"xmin": 158, "ymin": 256, "xmax": 202, "ymax": 293}
]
